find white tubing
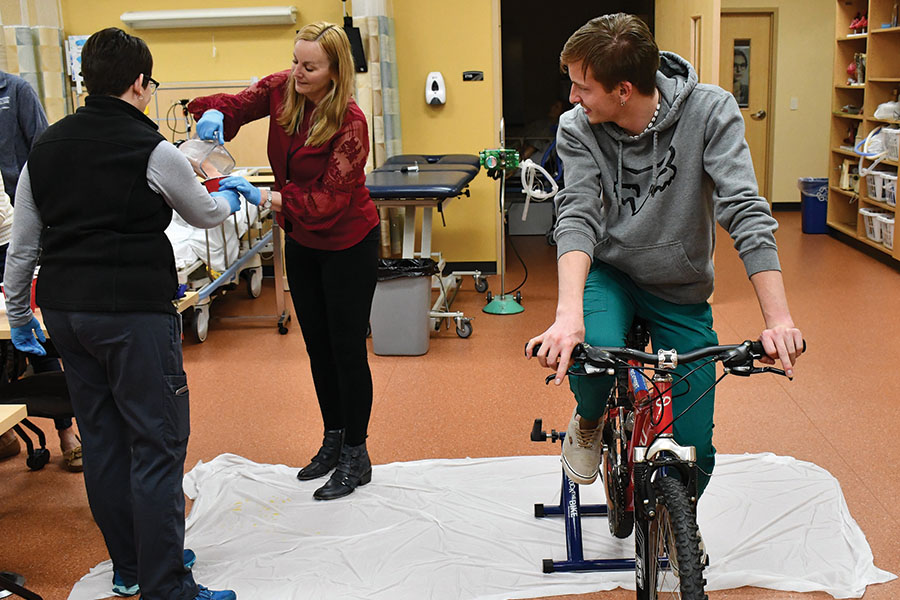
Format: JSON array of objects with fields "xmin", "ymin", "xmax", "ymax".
[
  {"xmin": 855, "ymin": 126, "xmax": 888, "ymax": 176},
  {"xmin": 518, "ymin": 158, "xmax": 558, "ymax": 220}
]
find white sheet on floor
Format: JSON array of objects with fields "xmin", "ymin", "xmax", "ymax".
[{"xmin": 67, "ymin": 453, "xmax": 895, "ymax": 600}]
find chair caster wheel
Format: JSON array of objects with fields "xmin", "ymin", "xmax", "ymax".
[{"xmin": 26, "ymin": 448, "xmax": 50, "ymax": 471}]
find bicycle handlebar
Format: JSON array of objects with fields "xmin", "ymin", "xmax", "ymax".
[{"xmin": 530, "ymin": 339, "xmax": 806, "ymax": 379}]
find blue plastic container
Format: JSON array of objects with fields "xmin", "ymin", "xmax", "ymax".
[{"xmin": 798, "ymin": 177, "xmax": 829, "ymax": 234}]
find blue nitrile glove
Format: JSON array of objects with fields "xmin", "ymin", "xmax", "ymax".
[
  {"xmin": 218, "ymin": 176, "xmax": 261, "ymax": 205},
  {"xmin": 11, "ymin": 316, "xmax": 47, "ymax": 356},
  {"xmin": 211, "ymin": 189, "xmax": 241, "ymax": 214},
  {"xmin": 196, "ymin": 109, "xmax": 225, "ymax": 145}
]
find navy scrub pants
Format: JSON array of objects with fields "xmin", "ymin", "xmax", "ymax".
[{"xmin": 41, "ymin": 309, "xmax": 199, "ymax": 600}]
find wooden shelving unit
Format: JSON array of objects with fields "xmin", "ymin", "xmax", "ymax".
[{"xmin": 828, "ymin": 0, "xmax": 898, "ymax": 260}]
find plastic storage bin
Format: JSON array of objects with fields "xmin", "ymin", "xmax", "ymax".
[
  {"xmin": 882, "ymin": 173, "xmax": 897, "ymax": 206},
  {"xmin": 876, "ymin": 214, "xmax": 895, "ymax": 249},
  {"xmin": 369, "ymin": 258, "xmax": 439, "ymax": 356},
  {"xmin": 798, "ymin": 177, "xmax": 829, "ymax": 234},
  {"xmin": 882, "ymin": 128, "xmax": 900, "ymax": 162},
  {"xmin": 866, "ymin": 173, "xmax": 879, "ymax": 199},
  {"xmin": 859, "ymin": 207, "xmax": 888, "ymax": 242}
]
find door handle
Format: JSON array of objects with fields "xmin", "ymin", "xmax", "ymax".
[{"xmin": 751, "ymin": 110, "xmax": 767, "ymax": 120}]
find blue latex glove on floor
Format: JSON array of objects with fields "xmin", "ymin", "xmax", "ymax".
[
  {"xmin": 211, "ymin": 189, "xmax": 241, "ymax": 214},
  {"xmin": 196, "ymin": 109, "xmax": 225, "ymax": 145},
  {"xmin": 218, "ymin": 176, "xmax": 261, "ymax": 205},
  {"xmin": 11, "ymin": 316, "xmax": 47, "ymax": 356}
]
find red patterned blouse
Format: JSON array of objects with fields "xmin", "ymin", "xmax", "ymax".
[{"xmin": 188, "ymin": 70, "xmax": 379, "ymax": 251}]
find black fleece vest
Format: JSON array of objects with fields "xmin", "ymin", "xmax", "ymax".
[{"xmin": 29, "ymin": 95, "xmax": 176, "ymax": 314}]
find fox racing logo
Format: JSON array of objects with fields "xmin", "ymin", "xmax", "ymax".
[{"xmin": 615, "ymin": 146, "xmax": 678, "ymax": 215}]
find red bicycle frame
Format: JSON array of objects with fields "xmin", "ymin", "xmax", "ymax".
[{"xmin": 621, "ymin": 361, "xmax": 675, "ymax": 513}]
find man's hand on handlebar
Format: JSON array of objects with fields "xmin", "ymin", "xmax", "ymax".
[
  {"xmin": 758, "ymin": 323, "xmax": 804, "ymax": 378},
  {"xmin": 525, "ymin": 312, "xmax": 585, "ymax": 386}
]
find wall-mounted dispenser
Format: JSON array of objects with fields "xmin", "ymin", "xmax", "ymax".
[{"xmin": 425, "ymin": 72, "xmax": 446, "ymax": 105}]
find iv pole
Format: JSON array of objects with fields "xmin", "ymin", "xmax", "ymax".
[{"xmin": 482, "ymin": 118, "xmax": 524, "ymax": 315}]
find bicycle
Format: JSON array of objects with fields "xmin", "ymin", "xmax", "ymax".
[{"xmin": 530, "ymin": 319, "xmax": 800, "ymax": 599}]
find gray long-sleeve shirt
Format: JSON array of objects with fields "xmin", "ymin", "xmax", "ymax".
[{"xmin": 4, "ymin": 139, "xmax": 232, "ymax": 327}]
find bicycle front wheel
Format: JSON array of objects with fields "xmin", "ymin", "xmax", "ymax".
[{"xmin": 639, "ymin": 475, "xmax": 707, "ymax": 600}]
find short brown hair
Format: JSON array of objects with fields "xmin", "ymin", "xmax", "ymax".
[
  {"xmin": 82, "ymin": 27, "xmax": 153, "ymax": 97},
  {"xmin": 560, "ymin": 13, "xmax": 659, "ymax": 96}
]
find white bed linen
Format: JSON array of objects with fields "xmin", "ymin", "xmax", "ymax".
[
  {"xmin": 165, "ymin": 174, "xmax": 261, "ymax": 274},
  {"xmin": 67, "ymin": 453, "xmax": 895, "ymax": 600}
]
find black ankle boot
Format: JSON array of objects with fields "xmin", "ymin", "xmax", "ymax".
[
  {"xmin": 297, "ymin": 429, "xmax": 344, "ymax": 481},
  {"xmin": 313, "ymin": 441, "xmax": 372, "ymax": 501}
]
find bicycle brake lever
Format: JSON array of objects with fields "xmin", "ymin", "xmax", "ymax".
[
  {"xmin": 759, "ymin": 366, "xmax": 789, "ymax": 378},
  {"xmin": 726, "ymin": 365, "xmax": 788, "ymax": 378}
]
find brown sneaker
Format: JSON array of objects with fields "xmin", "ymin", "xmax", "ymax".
[
  {"xmin": 561, "ymin": 409, "xmax": 603, "ymax": 485},
  {"xmin": 62, "ymin": 445, "xmax": 83, "ymax": 472}
]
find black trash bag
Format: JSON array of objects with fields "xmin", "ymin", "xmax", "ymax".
[{"xmin": 377, "ymin": 258, "xmax": 439, "ymax": 281}]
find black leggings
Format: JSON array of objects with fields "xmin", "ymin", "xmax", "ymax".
[{"xmin": 284, "ymin": 226, "xmax": 379, "ymax": 446}]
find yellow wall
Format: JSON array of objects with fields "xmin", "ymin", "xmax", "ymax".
[
  {"xmin": 61, "ymin": 0, "xmax": 339, "ymax": 80},
  {"xmin": 655, "ymin": 0, "xmax": 722, "ymax": 85},
  {"xmin": 722, "ymin": 0, "xmax": 834, "ymax": 203},
  {"xmin": 57, "ymin": 0, "xmax": 501, "ymax": 266},
  {"xmin": 392, "ymin": 0, "xmax": 500, "ymax": 264}
]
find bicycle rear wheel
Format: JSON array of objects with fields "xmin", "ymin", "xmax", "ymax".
[{"xmin": 638, "ymin": 475, "xmax": 707, "ymax": 600}]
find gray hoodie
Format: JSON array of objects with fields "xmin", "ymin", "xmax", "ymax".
[{"xmin": 554, "ymin": 52, "xmax": 780, "ymax": 304}]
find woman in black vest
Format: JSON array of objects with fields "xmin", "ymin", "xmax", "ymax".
[{"xmin": 4, "ymin": 28, "xmax": 240, "ymax": 600}]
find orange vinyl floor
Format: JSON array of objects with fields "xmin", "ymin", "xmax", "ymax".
[{"xmin": 1, "ymin": 211, "xmax": 899, "ymax": 600}]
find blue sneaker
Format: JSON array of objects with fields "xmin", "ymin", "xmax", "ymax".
[
  {"xmin": 111, "ymin": 549, "xmax": 198, "ymax": 596},
  {"xmin": 195, "ymin": 586, "xmax": 237, "ymax": 600}
]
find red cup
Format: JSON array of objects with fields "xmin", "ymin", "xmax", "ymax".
[{"xmin": 203, "ymin": 176, "xmax": 225, "ymax": 193}]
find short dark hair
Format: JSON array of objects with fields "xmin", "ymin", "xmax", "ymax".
[
  {"xmin": 81, "ymin": 27, "xmax": 153, "ymax": 97},
  {"xmin": 560, "ymin": 13, "xmax": 659, "ymax": 96}
]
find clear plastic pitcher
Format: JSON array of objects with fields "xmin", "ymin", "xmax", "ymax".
[{"xmin": 178, "ymin": 138, "xmax": 236, "ymax": 179}]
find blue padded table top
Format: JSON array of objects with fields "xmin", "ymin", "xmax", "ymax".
[
  {"xmin": 383, "ymin": 154, "xmax": 481, "ymax": 169},
  {"xmin": 366, "ymin": 168, "xmax": 476, "ymax": 199},
  {"xmin": 375, "ymin": 163, "xmax": 480, "ymax": 176}
]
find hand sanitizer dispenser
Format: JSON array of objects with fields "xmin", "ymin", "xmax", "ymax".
[{"xmin": 425, "ymin": 72, "xmax": 446, "ymax": 105}]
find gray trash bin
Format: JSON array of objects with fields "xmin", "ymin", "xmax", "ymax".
[{"xmin": 370, "ymin": 259, "xmax": 438, "ymax": 356}]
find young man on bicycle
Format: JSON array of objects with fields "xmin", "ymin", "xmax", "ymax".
[{"xmin": 527, "ymin": 13, "xmax": 803, "ymax": 495}]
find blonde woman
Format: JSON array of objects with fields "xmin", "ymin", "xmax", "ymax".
[{"xmin": 189, "ymin": 21, "xmax": 378, "ymax": 501}]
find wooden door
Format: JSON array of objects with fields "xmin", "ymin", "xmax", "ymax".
[
  {"xmin": 720, "ymin": 13, "xmax": 773, "ymax": 201},
  {"xmin": 656, "ymin": 0, "xmax": 722, "ymax": 86}
]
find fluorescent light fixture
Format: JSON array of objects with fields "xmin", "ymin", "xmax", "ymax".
[{"xmin": 121, "ymin": 6, "xmax": 298, "ymax": 29}]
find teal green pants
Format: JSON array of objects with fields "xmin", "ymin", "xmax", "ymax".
[{"xmin": 570, "ymin": 263, "xmax": 718, "ymax": 495}]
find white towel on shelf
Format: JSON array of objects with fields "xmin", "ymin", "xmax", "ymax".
[{"xmin": 67, "ymin": 453, "xmax": 896, "ymax": 600}]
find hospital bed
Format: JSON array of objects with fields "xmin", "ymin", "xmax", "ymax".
[
  {"xmin": 165, "ymin": 169, "xmax": 291, "ymax": 342},
  {"xmin": 366, "ymin": 155, "xmax": 484, "ymax": 338}
]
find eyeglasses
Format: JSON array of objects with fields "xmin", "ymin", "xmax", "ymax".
[
  {"xmin": 733, "ymin": 62, "xmax": 748, "ymax": 71},
  {"xmin": 146, "ymin": 76, "xmax": 160, "ymax": 95}
]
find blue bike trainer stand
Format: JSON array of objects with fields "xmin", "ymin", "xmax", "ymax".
[{"xmin": 532, "ymin": 422, "xmax": 668, "ymax": 574}]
